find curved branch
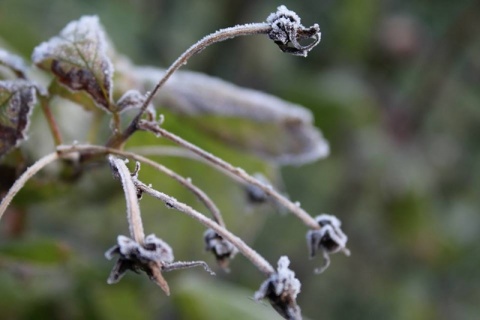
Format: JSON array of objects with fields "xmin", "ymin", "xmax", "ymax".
[{"xmin": 0, "ymin": 152, "xmax": 59, "ymax": 221}]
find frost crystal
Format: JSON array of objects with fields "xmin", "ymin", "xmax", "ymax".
[
  {"xmin": 306, "ymin": 214, "xmax": 350, "ymax": 274},
  {"xmin": 266, "ymin": 5, "xmax": 321, "ymax": 57},
  {"xmin": 255, "ymin": 256, "xmax": 302, "ymax": 320}
]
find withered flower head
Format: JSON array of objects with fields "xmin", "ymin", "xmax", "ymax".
[
  {"xmin": 204, "ymin": 228, "xmax": 238, "ymax": 271},
  {"xmin": 254, "ymin": 256, "xmax": 302, "ymax": 320},
  {"xmin": 266, "ymin": 5, "xmax": 321, "ymax": 57},
  {"xmin": 105, "ymin": 234, "xmax": 174, "ymax": 294},
  {"xmin": 105, "ymin": 233, "xmax": 214, "ymax": 295},
  {"xmin": 306, "ymin": 214, "xmax": 350, "ymax": 274}
]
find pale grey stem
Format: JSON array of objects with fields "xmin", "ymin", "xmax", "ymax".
[
  {"xmin": 128, "ymin": 146, "xmax": 242, "ymax": 184},
  {"xmin": 134, "ymin": 179, "xmax": 275, "ymax": 276},
  {"xmin": 162, "ymin": 261, "xmax": 215, "ymax": 275},
  {"xmin": 109, "ymin": 156, "xmax": 145, "ymax": 244},
  {"xmin": 57, "ymin": 144, "xmax": 224, "ymax": 226},
  {"xmin": 0, "ymin": 152, "xmax": 59, "ymax": 221},
  {"xmin": 124, "ymin": 23, "xmax": 272, "ymax": 138},
  {"xmin": 139, "ymin": 121, "xmax": 320, "ymax": 230}
]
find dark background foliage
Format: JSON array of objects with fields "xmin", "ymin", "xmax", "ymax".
[{"xmin": 1, "ymin": 0, "xmax": 480, "ymax": 319}]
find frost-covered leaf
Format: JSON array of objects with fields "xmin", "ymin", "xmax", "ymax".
[
  {"xmin": 0, "ymin": 48, "xmax": 28, "ymax": 79},
  {"xmin": 32, "ymin": 16, "xmax": 114, "ymax": 112},
  {"xmin": 115, "ymin": 90, "xmax": 144, "ymax": 112},
  {"xmin": 0, "ymin": 80, "xmax": 36, "ymax": 158},
  {"xmin": 114, "ymin": 89, "xmax": 152, "ymax": 115},
  {"xmin": 129, "ymin": 67, "xmax": 329, "ymax": 166},
  {"xmin": 48, "ymin": 78, "xmax": 98, "ymax": 112}
]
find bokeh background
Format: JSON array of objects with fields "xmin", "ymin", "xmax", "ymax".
[{"xmin": 1, "ymin": 0, "xmax": 480, "ymax": 319}]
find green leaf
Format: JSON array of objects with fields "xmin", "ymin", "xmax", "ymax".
[
  {"xmin": 32, "ymin": 16, "xmax": 114, "ymax": 112},
  {"xmin": 0, "ymin": 238, "xmax": 70, "ymax": 265},
  {"xmin": 0, "ymin": 79, "xmax": 36, "ymax": 158}
]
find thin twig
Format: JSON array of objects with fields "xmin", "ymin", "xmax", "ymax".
[
  {"xmin": 39, "ymin": 97, "xmax": 63, "ymax": 146},
  {"xmin": 134, "ymin": 179, "xmax": 275, "ymax": 276},
  {"xmin": 139, "ymin": 121, "xmax": 320, "ymax": 230},
  {"xmin": 108, "ymin": 23, "xmax": 272, "ymax": 147},
  {"xmin": 56, "ymin": 145, "xmax": 272, "ymax": 274},
  {"xmin": 128, "ymin": 146, "xmax": 242, "ymax": 184},
  {"xmin": 56, "ymin": 144, "xmax": 224, "ymax": 226},
  {"xmin": 109, "ymin": 156, "xmax": 145, "ymax": 244},
  {"xmin": 0, "ymin": 152, "xmax": 59, "ymax": 221}
]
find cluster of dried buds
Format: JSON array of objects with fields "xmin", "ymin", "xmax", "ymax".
[{"xmin": 0, "ymin": 5, "xmax": 350, "ymax": 320}]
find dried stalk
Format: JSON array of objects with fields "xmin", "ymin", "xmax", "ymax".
[{"xmin": 139, "ymin": 121, "xmax": 320, "ymax": 230}]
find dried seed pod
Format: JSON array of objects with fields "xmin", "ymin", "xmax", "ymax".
[
  {"xmin": 306, "ymin": 214, "xmax": 350, "ymax": 274},
  {"xmin": 204, "ymin": 228, "xmax": 238, "ymax": 271},
  {"xmin": 254, "ymin": 256, "xmax": 302, "ymax": 320},
  {"xmin": 105, "ymin": 233, "xmax": 213, "ymax": 295},
  {"xmin": 266, "ymin": 5, "xmax": 321, "ymax": 57}
]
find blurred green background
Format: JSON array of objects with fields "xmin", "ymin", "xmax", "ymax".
[{"xmin": 1, "ymin": 0, "xmax": 480, "ymax": 319}]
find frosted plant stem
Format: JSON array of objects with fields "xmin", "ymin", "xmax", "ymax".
[
  {"xmin": 0, "ymin": 152, "xmax": 59, "ymax": 221},
  {"xmin": 134, "ymin": 178, "xmax": 275, "ymax": 276},
  {"xmin": 139, "ymin": 121, "xmax": 321, "ymax": 230},
  {"xmin": 56, "ymin": 144, "xmax": 224, "ymax": 226},
  {"xmin": 109, "ymin": 156, "xmax": 145, "ymax": 244},
  {"xmin": 56, "ymin": 144, "xmax": 271, "ymax": 274},
  {"xmin": 128, "ymin": 146, "xmax": 243, "ymax": 184},
  {"xmin": 111, "ymin": 23, "xmax": 272, "ymax": 147}
]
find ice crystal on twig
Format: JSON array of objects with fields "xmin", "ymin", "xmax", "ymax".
[
  {"xmin": 266, "ymin": 5, "xmax": 321, "ymax": 57},
  {"xmin": 254, "ymin": 256, "xmax": 302, "ymax": 320},
  {"xmin": 306, "ymin": 214, "xmax": 350, "ymax": 274}
]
